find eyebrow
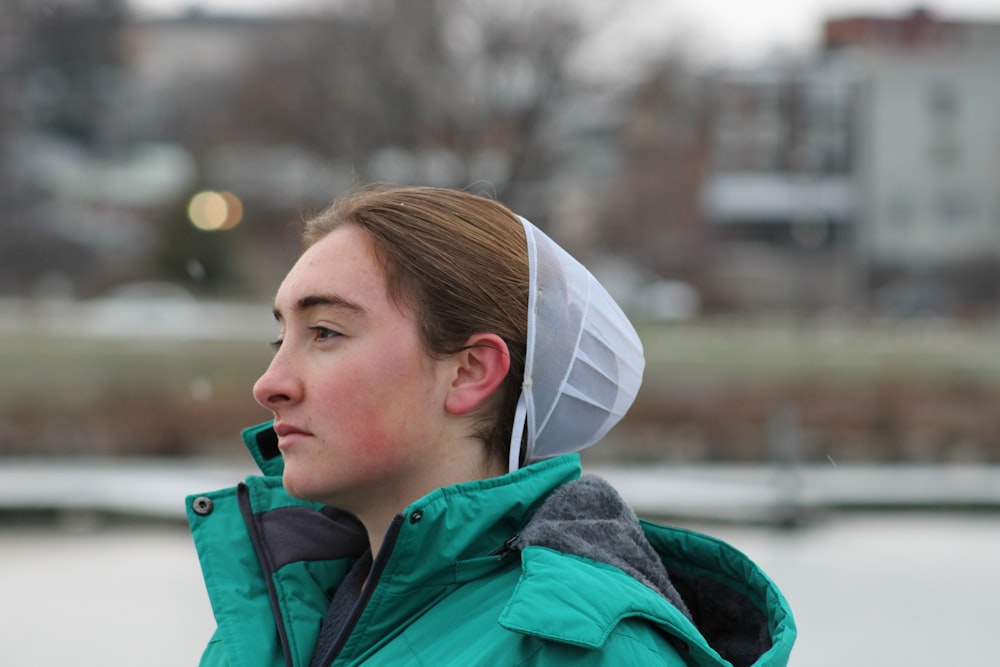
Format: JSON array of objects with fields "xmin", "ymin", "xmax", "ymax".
[{"xmin": 272, "ymin": 293, "xmax": 367, "ymax": 322}]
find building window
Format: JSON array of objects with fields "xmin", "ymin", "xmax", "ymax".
[{"xmin": 928, "ymin": 81, "xmax": 958, "ymax": 121}]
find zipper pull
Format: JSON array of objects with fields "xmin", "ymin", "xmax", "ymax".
[{"xmin": 489, "ymin": 534, "xmax": 521, "ymax": 561}]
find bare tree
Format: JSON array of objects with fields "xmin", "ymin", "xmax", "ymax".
[
  {"xmin": 604, "ymin": 58, "xmax": 712, "ymax": 279},
  {"xmin": 172, "ymin": 0, "xmax": 645, "ymax": 217},
  {"xmin": 0, "ymin": 0, "xmax": 129, "ymax": 294},
  {"xmin": 18, "ymin": 0, "xmax": 129, "ymax": 151}
]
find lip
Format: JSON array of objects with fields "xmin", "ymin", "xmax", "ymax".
[{"xmin": 273, "ymin": 422, "xmax": 312, "ymax": 449}]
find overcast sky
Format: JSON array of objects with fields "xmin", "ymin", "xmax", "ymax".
[{"xmin": 127, "ymin": 0, "xmax": 1000, "ymax": 65}]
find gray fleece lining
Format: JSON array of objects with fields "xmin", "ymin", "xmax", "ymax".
[{"xmin": 513, "ymin": 474, "xmax": 693, "ymax": 621}]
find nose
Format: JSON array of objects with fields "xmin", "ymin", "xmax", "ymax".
[{"xmin": 252, "ymin": 353, "xmax": 301, "ymax": 410}]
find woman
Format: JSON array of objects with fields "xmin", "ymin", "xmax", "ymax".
[{"xmin": 187, "ymin": 186, "xmax": 796, "ymax": 666}]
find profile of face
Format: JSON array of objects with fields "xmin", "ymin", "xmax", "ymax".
[{"xmin": 252, "ymin": 225, "xmax": 461, "ymax": 512}]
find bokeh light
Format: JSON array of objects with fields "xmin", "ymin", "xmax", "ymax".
[{"xmin": 187, "ymin": 190, "xmax": 243, "ymax": 231}]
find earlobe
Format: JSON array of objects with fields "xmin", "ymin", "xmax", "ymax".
[{"xmin": 444, "ymin": 333, "xmax": 511, "ymax": 416}]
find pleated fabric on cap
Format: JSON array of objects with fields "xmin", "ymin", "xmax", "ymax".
[{"xmin": 509, "ymin": 217, "xmax": 645, "ymax": 472}]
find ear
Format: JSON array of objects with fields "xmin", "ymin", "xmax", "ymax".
[{"xmin": 444, "ymin": 333, "xmax": 511, "ymax": 416}]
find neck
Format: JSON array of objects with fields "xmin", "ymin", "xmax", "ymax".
[
  {"xmin": 356, "ymin": 445, "xmax": 507, "ymax": 558},
  {"xmin": 359, "ymin": 509, "xmax": 401, "ymax": 559}
]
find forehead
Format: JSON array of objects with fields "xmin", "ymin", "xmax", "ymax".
[{"xmin": 274, "ymin": 226, "xmax": 387, "ymax": 311}]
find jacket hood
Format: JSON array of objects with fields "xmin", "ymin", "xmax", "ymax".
[
  {"xmin": 513, "ymin": 475, "xmax": 693, "ymax": 619},
  {"xmin": 503, "ymin": 474, "xmax": 791, "ymax": 666}
]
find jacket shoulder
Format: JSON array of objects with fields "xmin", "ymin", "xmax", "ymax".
[
  {"xmin": 498, "ymin": 546, "xmax": 707, "ymax": 663},
  {"xmin": 371, "ymin": 553, "xmax": 693, "ymax": 666}
]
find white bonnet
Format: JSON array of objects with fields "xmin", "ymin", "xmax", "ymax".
[{"xmin": 508, "ymin": 216, "xmax": 645, "ymax": 471}]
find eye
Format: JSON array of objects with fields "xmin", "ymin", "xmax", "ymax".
[
  {"xmin": 309, "ymin": 326, "xmax": 341, "ymax": 341},
  {"xmin": 269, "ymin": 327, "xmax": 286, "ymax": 351}
]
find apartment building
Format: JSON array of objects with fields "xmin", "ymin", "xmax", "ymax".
[{"xmin": 702, "ymin": 8, "xmax": 1000, "ymax": 314}]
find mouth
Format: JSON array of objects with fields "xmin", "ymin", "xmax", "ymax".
[{"xmin": 273, "ymin": 422, "xmax": 312, "ymax": 449}]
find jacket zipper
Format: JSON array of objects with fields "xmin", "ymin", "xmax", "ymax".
[
  {"xmin": 488, "ymin": 534, "xmax": 521, "ymax": 561},
  {"xmin": 315, "ymin": 513, "xmax": 405, "ymax": 666},
  {"xmin": 238, "ymin": 483, "xmax": 295, "ymax": 667}
]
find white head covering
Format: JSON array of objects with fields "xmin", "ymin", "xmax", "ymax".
[{"xmin": 508, "ymin": 216, "xmax": 645, "ymax": 472}]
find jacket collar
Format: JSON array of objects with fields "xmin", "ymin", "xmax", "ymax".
[
  {"xmin": 333, "ymin": 455, "xmax": 581, "ymax": 661},
  {"xmin": 242, "ymin": 421, "xmax": 284, "ymax": 478},
  {"xmin": 382, "ymin": 454, "xmax": 582, "ymax": 586}
]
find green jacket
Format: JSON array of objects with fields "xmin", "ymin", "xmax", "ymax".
[{"xmin": 188, "ymin": 423, "xmax": 796, "ymax": 667}]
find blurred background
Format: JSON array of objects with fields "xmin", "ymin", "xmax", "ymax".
[{"xmin": 2, "ymin": 0, "xmax": 1000, "ymax": 664}]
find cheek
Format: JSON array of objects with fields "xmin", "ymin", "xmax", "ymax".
[
  {"xmin": 350, "ymin": 387, "xmax": 425, "ymax": 453},
  {"xmin": 316, "ymin": 362, "xmax": 415, "ymax": 453},
  {"xmin": 307, "ymin": 336, "xmax": 439, "ymax": 457},
  {"xmin": 362, "ymin": 366, "xmax": 440, "ymax": 453}
]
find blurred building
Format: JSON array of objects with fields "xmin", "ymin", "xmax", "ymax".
[
  {"xmin": 701, "ymin": 58, "xmax": 856, "ymax": 313},
  {"xmin": 835, "ymin": 12, "xmax": 1000, "ymax": 292},
  {"xmin": 702, "ymin": 8, "xmax": 1000, "ymax": 317}
]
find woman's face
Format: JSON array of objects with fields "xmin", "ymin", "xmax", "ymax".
[{"xmin": 253, "ymin": 225, "xmax": 457, "ymax": 511}]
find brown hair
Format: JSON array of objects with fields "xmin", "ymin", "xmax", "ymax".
[{"xmin": 303, "ymin": 186, "xmax": 529, "ymax": 467}]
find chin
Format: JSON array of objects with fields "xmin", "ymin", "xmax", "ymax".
[
  {"xmin": 281, "ymin": 471, "xmax": 340, "ymax": 508},
  {"xmin": 281, "ymin": 469, "xmax": 314, "ymax": 502}
]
